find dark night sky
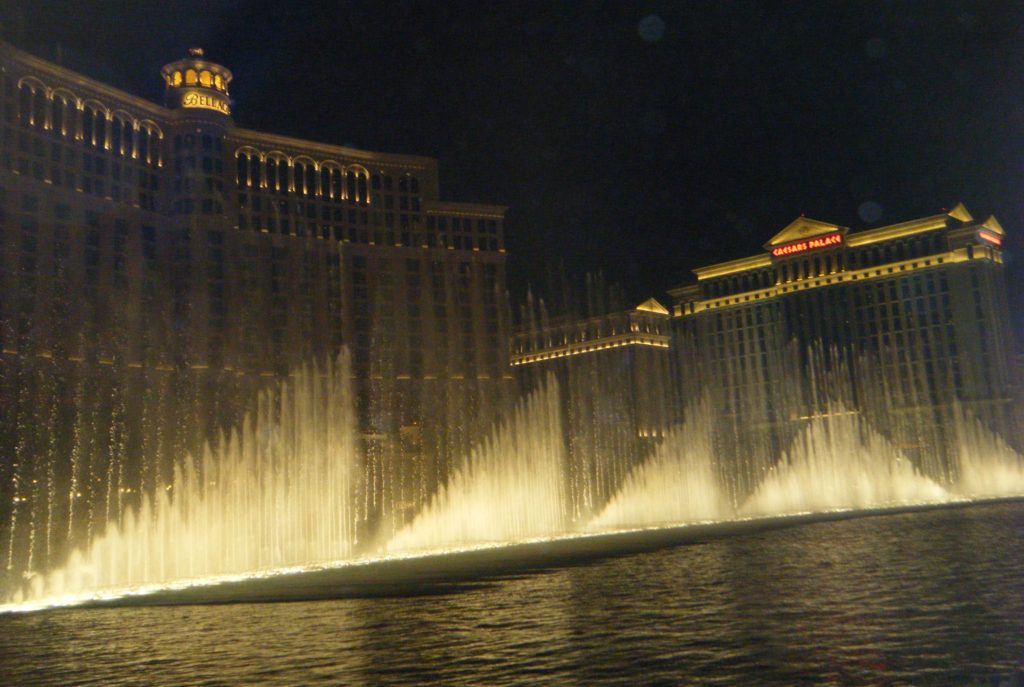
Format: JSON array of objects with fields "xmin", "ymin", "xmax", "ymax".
[{"xmin": 3, "ymin": 1, "xmax": 1023, "ymax": 315}]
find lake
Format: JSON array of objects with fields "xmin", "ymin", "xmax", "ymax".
[{"xmin": 2, "ymin": 501, "xmax": 1022, "ymax": 686}]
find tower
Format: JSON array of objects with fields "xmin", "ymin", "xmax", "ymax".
[
  {"xmin": 160, "ymin": 47, "xmax": 233, "ymax": 217},
  {"xmin": 159, "ymin": 49, "xmax": 235, "ymax": 372},
  {"xmin": 160, "ymin": 47, "xmax": 233, "ymax": 118}
]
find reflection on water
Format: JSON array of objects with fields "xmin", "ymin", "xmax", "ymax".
[{"xmin": 2, "ymin": 502, "xmax": 1023, "ymax": 686}]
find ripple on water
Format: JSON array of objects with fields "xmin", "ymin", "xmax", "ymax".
[{"xmin": 0, "ymin": 503, "xmax": 1022, "ymax": 686}]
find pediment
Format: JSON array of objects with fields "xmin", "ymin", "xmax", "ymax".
[
  {"xmin": 764, "ymin": 217, "xmax": 844, "ymax": 249},
  {"xmin": 634, "ymin": 298, "xmax": 668, "ymax": 315},
  {"xmin": 981, "ymin": 214, "xmax": 1005, "ymax": 235},
  {"xmin": 947, "ymin": 202, "xmax": 973, "ymax": 223}
]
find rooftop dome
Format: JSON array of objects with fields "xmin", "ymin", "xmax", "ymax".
[{"xmin": 160, "ymin": 48, "xmax": 233, "ymax": 116}]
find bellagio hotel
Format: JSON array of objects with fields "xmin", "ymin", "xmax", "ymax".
[{"xmin": 0, "ymin": 41, "xmax": 512, "ymax": 499}]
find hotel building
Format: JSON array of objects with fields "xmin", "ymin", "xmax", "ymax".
[
  {"xmin": 669, "ymin": 204, "xmax": 1020, "ymax": 487},
  {"xmin": 0, "ymin": 41, "xmax": 512, "ymax": 566},
  {"xmin": 511, "ymin": 299, "xmax": 673, "ymax": 514}
]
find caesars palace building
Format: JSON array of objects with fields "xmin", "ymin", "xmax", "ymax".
[
  {"xmin": 507, "ymin": 203, "xmax": 1020, "ymax": 497},
  {"xmin": 668, "ymin": 206, "xmax": 1021, "ymax": 482},
  {"xmin": 0, "ymin": 41, "xmax": 512, "ymax": 535}
]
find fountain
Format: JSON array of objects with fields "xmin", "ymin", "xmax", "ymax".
[
  {"xmin": 386, "ymin": 376, "xmax": 566, "ymax": 554},
  {"xmin": 2, "ymin": 336, "xmax": 1024, "ymax": 611},
  {"xmin": 587, "ymin": 396, "xmax": 727, "ymax": 531},
  {"xmin": 952, "ymin": 403, "xmax": 1024, "ymax": 498},
  {"xmin": 741, "ymin": 402, "xmax": 948, "ymax": 517},
  {"xmin": 6, "ymin": 355, "xmax": 359, "ymax": 605}
]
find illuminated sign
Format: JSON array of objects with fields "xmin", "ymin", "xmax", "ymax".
[
  {"xmin": 771, "ymin": 232, "xmax": 842, "ymax": 257},
  {"xmin": 180, "ymin": 89, "xmax": 230, "ymax": 115},
  {"xmin": 978, "ymin": 230, "xmax": 1002, "ymax": 246}
]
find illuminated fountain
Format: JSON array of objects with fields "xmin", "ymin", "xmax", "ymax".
[
  {"xmin": 952, "ymin": 404, "xmax": 1024, "ymax": 498},
  {"xmin": 587, "ymin": 396, "xmax": 728, "ymax": 531},
  {"xmin": 742, "ymin": 402, "xmax": 948, "ymax": 517},
  {"xmin": 7, "ymin": 355, "xmax": 359, "ymax": 605},
  {"xmin": 3, "ymin": 339, "xmax": 1024, "ymax": 610},
  {"xmin": 386, "ymin": 377, "xmax": 566, "ymax": 554}
]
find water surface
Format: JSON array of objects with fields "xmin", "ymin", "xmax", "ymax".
[{"xmin": 3, "ymin": 502, "xmax": 1023, "ymax": 686}]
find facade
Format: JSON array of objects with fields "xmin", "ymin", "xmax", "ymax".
[
  {"xmin": 511, "ymin": 297, "xmax": 672, "ymax": 438},
  {"xmin": 0, "ymin": 42, "xmax": 512, "ymax": 573},
  {"xmin": 668, "ymin": 204, "xmax": 1020, "ymax": 488},
  {"xmin": 511, "ymin": 299, "xmax": 672, "ymax": 516}
]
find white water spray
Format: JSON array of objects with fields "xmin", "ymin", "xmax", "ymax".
[
  {"xmin": 743, "ymin": 404, "xmax": 948, "ymax": 516},
  {"xmin": 386, "ymin": 378, "xmax": 567, "ymax": 554},
  {"xmin": 9, "ymin": 355, "xmax": 359, "ymax": 605},
  {"xmin": 588, "ymin": 397, "xmax": 728, "ymax": 530}
]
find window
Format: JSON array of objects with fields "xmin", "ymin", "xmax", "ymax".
[
  {"xmin": 294, "ymin": 160, "xmax": 309, "ymax": 194},
  {"xmin": 237, "ymin": 153, "xmax": 249, "ymax": 186},
  {"xmin": 267, "ymin": 158, "xmax": 279, "ymax": 190},
  {"xmin": 18, "ymin": 84, "xmax": 31, "ymax": 123},
  {"xmin": 51, "ymin": 98, "xmax": 67, "ymax": 137}
]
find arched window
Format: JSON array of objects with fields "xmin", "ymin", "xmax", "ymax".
[
  {"xmin": 50, "ymin": 90, "xmax": 78, "ymax": 137},
  {"xmin": 266, "ymin": 155, "xmax": 288, "ymax": 191},
  {"xmin": 237, "ymin": 153, "xmax": 249, "ymax": 186},
  {"xmin": 138, "ymin": 127, "xmax": 150, "ymax": 163},
  {"xmin": 173, "ymin": 71, "xmax": 183, "ymax": 86},
  {"xmin": 137, "ymin": 123, "xmax": 162, "ymax": 166},
  {"xmin": 111, "ymin": 118, "xmax": 122, "ymax": 153},
  {"xmin": 249, "ymin": 154, "xmax": 260, "ymax": 188},
  {"xmin": 95, "ymin": 112, "xmax": 107, "ymax": 148},
  {"xmin": 199, "ymin": 71, "xmax": 212, "ymax": 87},
  {"xmin": 321, "ymin": 167, "xmax": 332, "ymax": 199},
  {"xmin": 277, "ymin": 158, "xmax": 289, "ymax": 192},
  {"xmin": 306, "ymin": 164, "xmax": 316, "ymax": 196},
  {"xmin": 31, "ymin": 90, "xmax": 47, "ymax": 129},
  {"xmin": 82, "ymin": 107, "xmax": 94, "ymax": 144},
  {"xmin": 347, "ymin": 170, "xmax": 357, "ymax": 202},
  {"xmin": 294, "ymin": 160, "xmax": 308, "ymax": 194},
  {"xmin": 330, "ymin": 167, "xmax": 343, "ymax": 200},
  {"xmin": 82, "ymin": 104, "xmax": 107, "ymax": 147},
  {"xmin": 357, "ymin": 172, "xmax": 368, "ymax": 204},
  {"xmin": 51, "ymin": 97, "xmax": 66, "ymax": 137},
  {"xmin": 18, "ymin": 84, "xmax": 31, "ymax": 123},
  {"xmin": 108, "ymin": 114, "xmax": 132, "ymax": 155},
  {"xmin": 266, "ymin": 158, "xmax": 278, "ymax": 190},
  {"xmin": 214, "ymin": 74, "xmax": 223, "ymax": 90},
  {"xmin": 122, "ymin": 120, "xmax": 134, "ymax": 157},
  {"xmin": 185, "ymin": 69, "xmax": 197, "ymax": 85}
]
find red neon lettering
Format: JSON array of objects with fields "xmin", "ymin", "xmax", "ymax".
[
  {"xmin": 771, "ymin": 233, "xmax": 842, "ymax": 257},
  {"xmin": 978, "ymin": 230, "xmax": 1002, "ymax": 246}
]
